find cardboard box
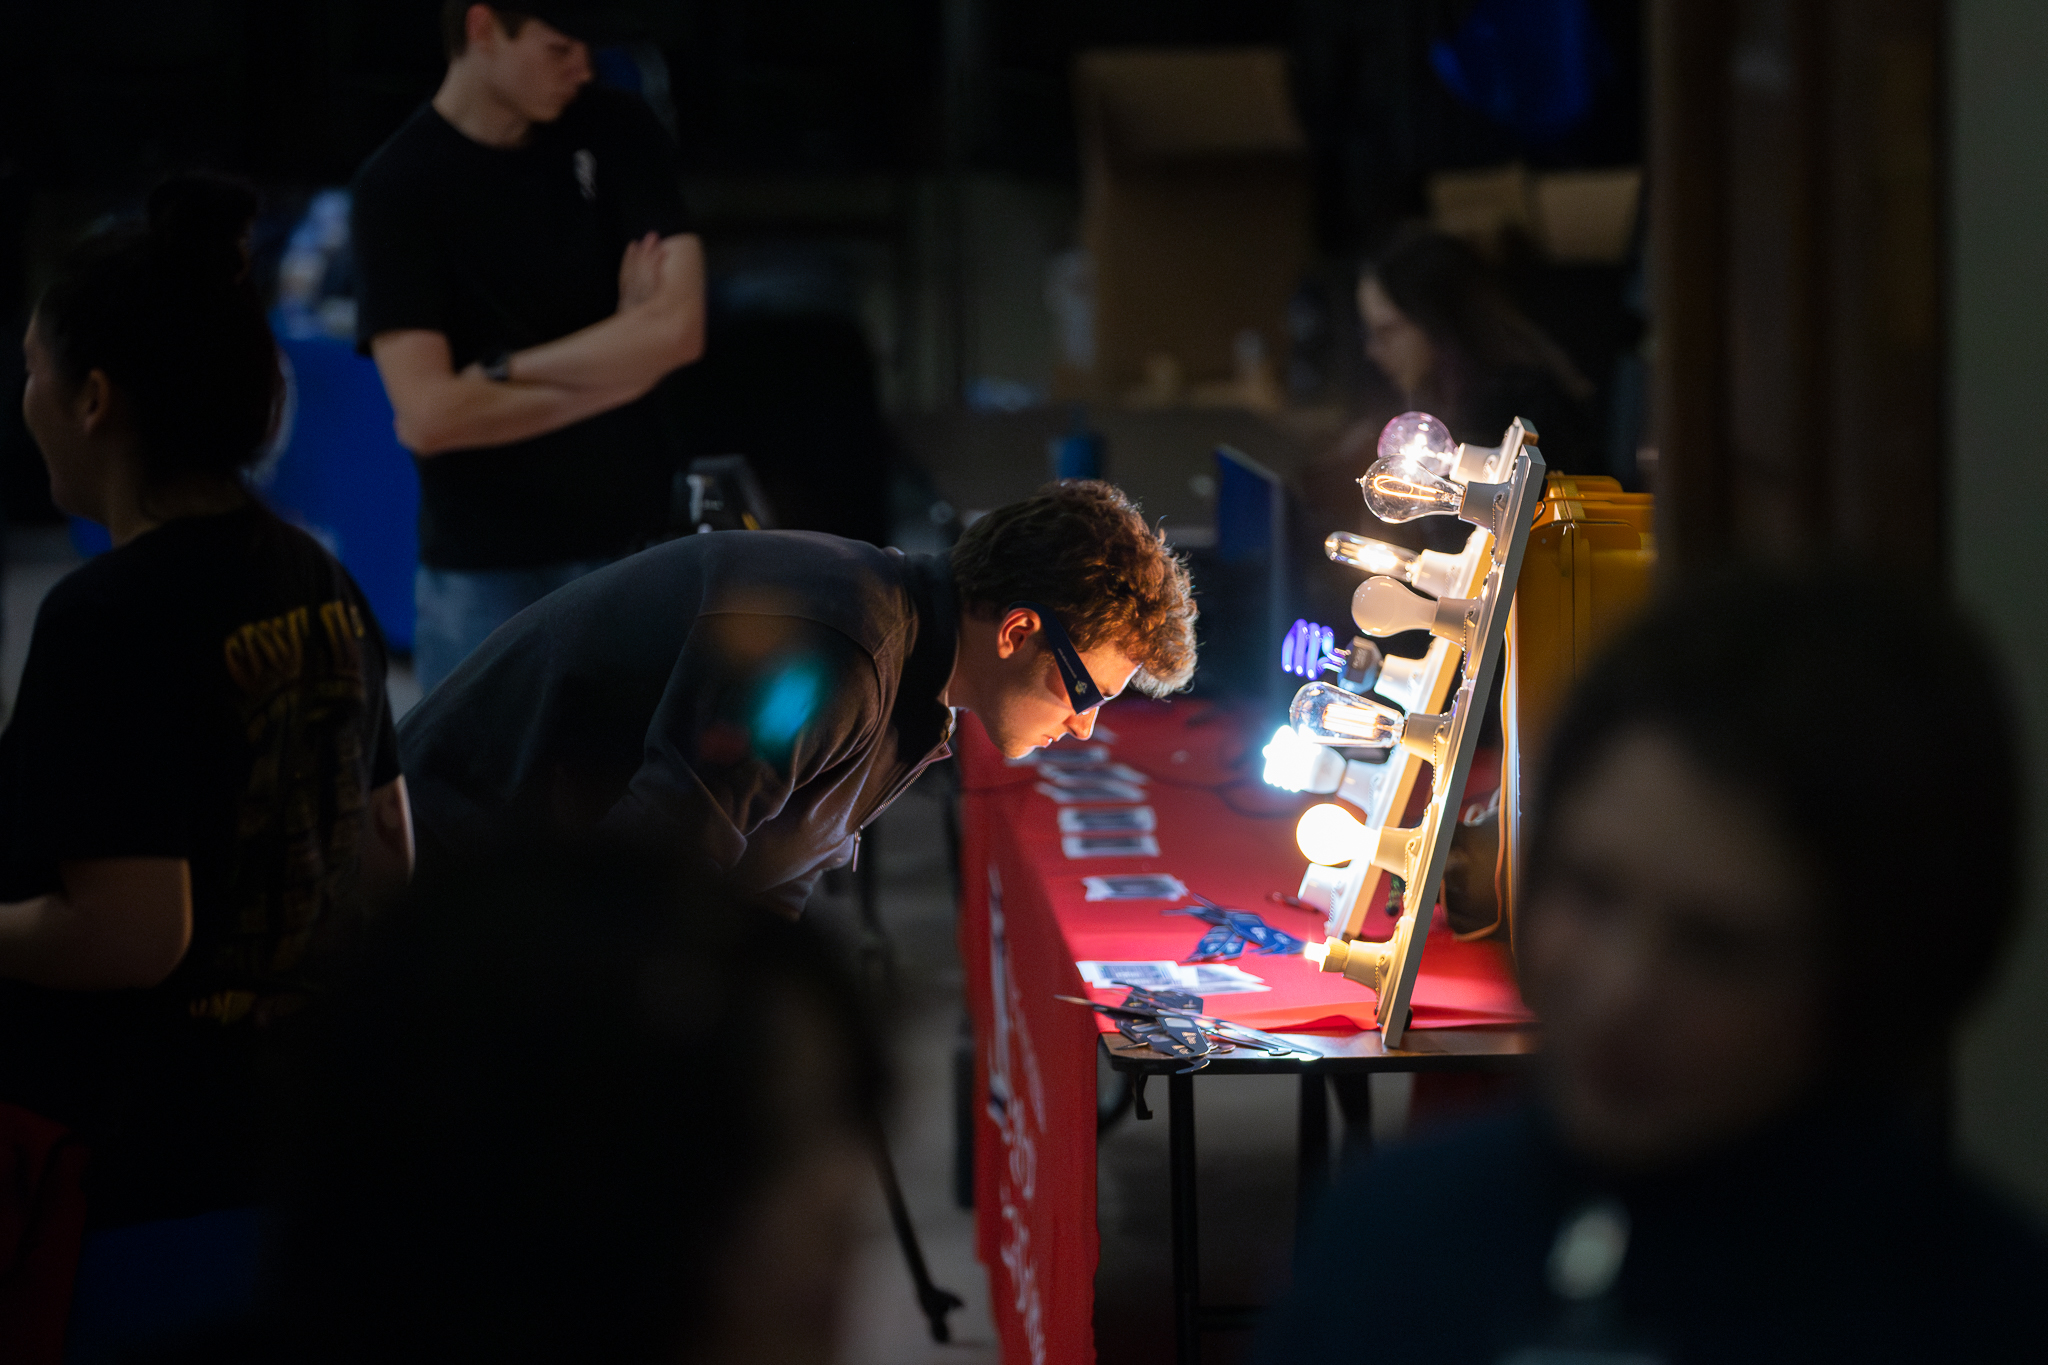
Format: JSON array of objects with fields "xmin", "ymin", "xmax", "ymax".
[
  {"xmin": 1427, "ymin": 162, "xmax": 1641, "ymax": 265},
  {"xmin": 1075, "ymin": 48, "xmax": 1312, "ymax": 403}
]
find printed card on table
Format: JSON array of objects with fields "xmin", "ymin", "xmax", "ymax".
[
  {"xmin": 1036, "ymin": 761, "xmax": 1149, "ymax": 787},
  {"xmin": 1082, "ymin": 874, "xmax": 1187, "ymax": 901},
  {"xmin": 1035, "ymin": 779, "xmax": 1148, "ymax": 804},
  {"xmin": 1057, "ymin": 805, "xmax": 1156, "ymax": 834},
  {"xmin": 1076, "ymin": 960, "xmax": 1270, "ymax": 994},
  {"xmin": 1060, "ymin": 833, "xmax": 1161, "ymax": 859}
]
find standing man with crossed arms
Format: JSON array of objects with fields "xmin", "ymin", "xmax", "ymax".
[{"xmin": 353, "ymin": 2, "xmax": 705, "ymax": 693}]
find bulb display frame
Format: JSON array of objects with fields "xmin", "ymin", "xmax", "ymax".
[{"xmin": 1297, "ymin": 415, "xmax": 1545, "ymax": 1047}]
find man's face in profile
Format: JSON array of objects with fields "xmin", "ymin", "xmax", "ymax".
[{"xmin": 474, "ymin": 11, "xmax": 592, "ymax": 125}]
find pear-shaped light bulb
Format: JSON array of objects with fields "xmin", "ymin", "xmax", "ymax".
[
  {"xmin": 1377, "ymin": 411, "xmax": 1457, "ymax": 476},
  {"xmin": 1325, "ymin": 532, "xmax": 1421, "ymax": 579},
  {"xmin": 1296, "ymin": 802, "xmax": 1368, "ymax": 866},
  {"xmin": 1350, "ymin": 575, "xmax": 1439, "ymax": 637},
  {"xmin": 1359, "ymin": 456, "xmax": 1466, "ymax": 524},
  {"xmin": 1290, "ymin": 681, "xmax": 1404, "ymax": 747}
]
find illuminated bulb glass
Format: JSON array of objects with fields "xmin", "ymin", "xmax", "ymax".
[
  {"xmin": 1296, "ymin": 802, "xmax": 1368, "ymax": 866},
  {"xmin": 1350, "ymin": 575, "xmax": 1438, "ymax": 638},
  {"xmin": 1359, "ymin": 457, "xmax": 1466, "ymax": 524},
  {"xmin": 1279, "ymin": 618, "xmax": 1339, "ymax": 679},
  {"xmin": 1377, "ymin": 411, "xmax": 1457, "ymax": 476},
  {"xmin": 1324, "ymin": 532, "xmax": 1420, "ymax": 579},
  {"xmin": 1290, "ymin": 681, "xmax": 1404, "ymax": 747},
  {"xmin": 1262, "ymin": 723, "xmax": 1343, "ymax": 793}
]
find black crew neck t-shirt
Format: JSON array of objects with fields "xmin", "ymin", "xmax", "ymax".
[
  {"xmin": 0, "ymin": 503, "xmax": 400, "ymax": 1226},
  {"xmin": 351, "ymin": 86, "xmax": 692, "ymax": 570}
]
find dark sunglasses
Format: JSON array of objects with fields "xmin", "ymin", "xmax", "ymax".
[{"xmin": 1010, "ymin": 600, "xmax": 1107, "ymax": 714}]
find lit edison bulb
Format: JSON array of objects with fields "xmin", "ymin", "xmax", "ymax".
[
  {"xmin": 1325, "ymin": 532, "xmax": 1466, "ymax": 599},
  {"xmin": 1377, "ymin": 411, "xmax": 1457, "ymax": 476},
  {"xmin": 1290, "ymin": 681, "xmax": 1402, "ymax": 747},
  {"xmin": 1359, "ymin": 457, "xmax": 1466, "ymax": 524},
  {"xmin": 1325, "ymin": 532, "xmax": 1419, "ymax": 578},
  {"xmin": 1296, "ymin": 802, "xmax": 1368, "ymax": 866}
]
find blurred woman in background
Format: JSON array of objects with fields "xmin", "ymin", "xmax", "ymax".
[
  {"xmin": 0, "ymin": 173, "xmax": 410, "ymax": 1355},
  {"xmin": 1261, "ymin": 569, "xmax": 2048, "ymax": 1364},
  {"xmin": 1358, "ymin": 224, "xmax": 1597, "ymax": 468}
]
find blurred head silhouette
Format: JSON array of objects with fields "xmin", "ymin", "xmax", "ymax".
[
  {"xmin": 263, "ymin": 841, "xmax": 887, "ymax": 1364},
  {"xmin": 1517, "ymin": 569, "xmax": 2021, "ymax": 1172}
]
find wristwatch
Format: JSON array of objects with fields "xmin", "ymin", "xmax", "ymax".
[{"xmin": 482, "ymin": 350, "xmax": 513, "ymax": 383}]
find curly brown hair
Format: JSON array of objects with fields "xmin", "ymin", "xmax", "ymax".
[{"xmin": 950, "ymin": 480, "xmax": 1197, "ymax": 695}]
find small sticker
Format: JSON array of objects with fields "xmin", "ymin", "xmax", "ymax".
[{"xmin": 1183, "ymin": 923, "xmax": 1248, "ymax": 962}]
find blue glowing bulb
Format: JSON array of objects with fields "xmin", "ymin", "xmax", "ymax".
[{"xmin": 1280, "ymin": 619, "xmax": 1340, "ymax": 679}]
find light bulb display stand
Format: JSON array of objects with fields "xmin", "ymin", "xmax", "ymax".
[{"xmin": 1298, "ymin": 418, "xmax": 1546, "ymax": 1048}]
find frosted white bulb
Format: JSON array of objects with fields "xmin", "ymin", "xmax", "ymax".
[
  {"xmin": 1296, "ymin": 803, "xmax": 1367, "ymax": 866},
  {"xmin": 1359, "ymin": 456, "xmax": 1465, "ymax": 523},
  {"xmin": 1290, "ymin": 682, "xmax": 1404, "ymax": 747},
  {"xmin": 1350, "ymin": 576, "xmax": 1438, "ymax": 637},
  {"xmin": 1377, "ymin": 411, "xmax": 1457, "ymax": 475}
]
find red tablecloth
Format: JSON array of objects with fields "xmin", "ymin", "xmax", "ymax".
[{"xmin": 958, "ymin": 697, "xmax": 1532, "ymax": 1364}]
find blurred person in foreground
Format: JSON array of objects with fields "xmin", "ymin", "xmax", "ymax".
[
  {"xmin": 1261, "ymin": 569, "xmax": 2048, "ymax": 1364},
  {"xmin": 398, "ymin": 480, "xmax": 1197, "ymax": 913},
  {"xmin": 354, "ymin": 1, "xmax": 705, "ymax": 692},
  {"xmin": 1, "ymin": 173, "xmax": 411, "ymax": 1353},
  {"xmin": 175, "ymin": 843, "xmax": 885, "ymax": 1363}
]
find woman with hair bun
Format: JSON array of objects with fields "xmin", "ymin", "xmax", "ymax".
[{"xmin": 0, "ymin": 173, "xmax": 413, "ymax": 1345}]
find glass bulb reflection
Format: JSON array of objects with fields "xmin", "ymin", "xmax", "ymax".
[
  {"xmin": 1359, "ymin": 457, "xmax": 1465, "ymax": 524},
  {"xmin": 1377, "ymin": 411, "xmax": 1457, "ymax": 476},
  {"xmin": 1296, "ymin": 802, "xmax": 1368, "ymax": 866},
  {"xmin": 1325, "ymin": 532, "xmax": 1420, "ymax": 579},
  {"xmin": 1290, "ymin": 681, "xmax": 1404, "ymax": 747}
]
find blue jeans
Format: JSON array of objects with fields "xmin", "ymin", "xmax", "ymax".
[
  {"xmin": 63, "ymin": 1208, "xmax": 263, "ymax": 1364},
  {"xmin": 413, "ymin": 559, "xmax": 611, "ymax": 695}
]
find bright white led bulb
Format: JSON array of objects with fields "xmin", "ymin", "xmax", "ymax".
[
  {"xmin": 1261, "ymin": 723, "xmax": 1344, "ymax": 794},
  {"xmin": 1290, "ymin": 682, "xmax": 1403, "ymax": 747},
  {"xmin": 1296, "ymin": 803, "xmax": 1367, "ymax": 866},
  {"xmin": 1376, "ymin": 411, "xmax": 1458, "ymax": 475}
]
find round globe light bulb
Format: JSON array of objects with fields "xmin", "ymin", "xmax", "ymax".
[
  {"xmin": 1296, "ymin": 802, "xmax": 1367, "ymax": 866},
  {"xmin": 1376, "ymin": 411, "xmax": 1457, "ymax": 476},
  {"xmin": 1290, "ymin": 680, "xmax": 1405, "ymax": 747},
  {"xmin": 1359, "ymin": 456, "xmax": 1466, "ymax": 524}
]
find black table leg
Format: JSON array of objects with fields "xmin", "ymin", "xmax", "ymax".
[
  {"xmin": 1170, "ymin": 1071, "xmax": 1200, "ymax": 1365},
  {"xmin": 1295, "ymin": 1072, "xmax": 1330, "ymax": 1257}
]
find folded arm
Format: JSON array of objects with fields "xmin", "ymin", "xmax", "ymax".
[
  {"xmin": 0, "ymin": 857, "xmax": 192, "ymax": 990},
  {"xmin": 371, "ymin": 233, "xmax": 705, "ymax": 456}
]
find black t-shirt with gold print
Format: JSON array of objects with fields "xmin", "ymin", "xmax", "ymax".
[{"xmin": 0, "ymin": 502, "xmax": 399, "ymax": 1226}]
